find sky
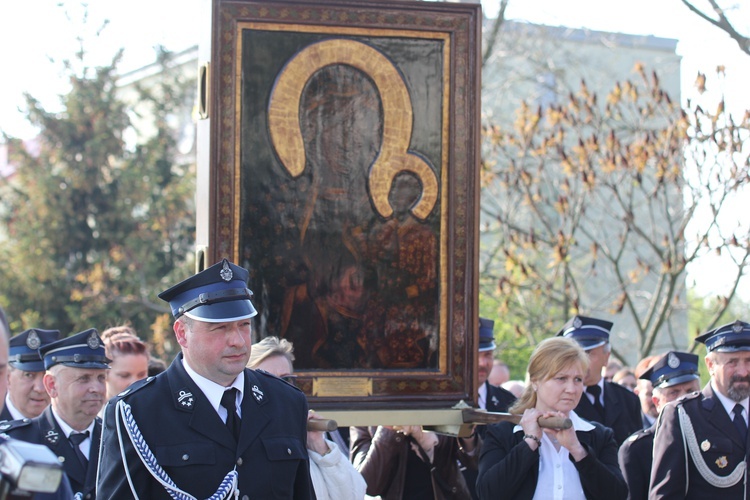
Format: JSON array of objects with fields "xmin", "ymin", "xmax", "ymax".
[{"xmin": 1, "ymin": 0, "xmax": 748, "ymax": 300}]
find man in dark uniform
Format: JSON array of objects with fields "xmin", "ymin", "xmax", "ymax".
[
  {"xmin": 1, "ymin": 328, "xmax": 106, "ymax": 499},
  {"xmin": 1, "ymin": 328, "xmax": 60, "ymax": 421},
  {"xmin": 650, "ymin": 320, "xmax": 750, "ymax": 498},
  {"xmin": 97, "ymin": 259, "xmax": 313, "ymax": 499},
  {"xmin": 618, "ymin": 351, "xmax": 700, "ymax": 500},
  {"xmin": 461, "ymin": 317, "xmax": 517, "ymax": 500},
  {"xmin": 557, "ymin": 315, "xmax": 641, "ymax": 446}
]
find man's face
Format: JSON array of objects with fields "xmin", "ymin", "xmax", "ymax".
[
  {"xmin": 653, "ymin": 379, "xmax": 701, "ymax": 413},
  {"xmin": 8, "ymin": 367, "xmax": 50, "ymax": 418},
  {"xmin": 176, "ymin": 317, "xmax": 252, "ymax": 387},
  {"xmin": 478, "ymin": 350, "xmax": 494, "ymax": 386},
  {"xmin": 706, "ymin": 351, "xmax": 750, "ymax": 402},
  {"xmin": 44, "ymin": 366, "xmax": 106, "ymax": 430},
  {"xmin": 634, "ymin": 379, "xmax": 657, "ymax": 418},
  {"xmin": 584, "ymin": 344, "xmax": 610, "ymax": 386}
]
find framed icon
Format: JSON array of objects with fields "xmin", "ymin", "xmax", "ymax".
[{"xmin": 201, "ymin": 0, "xmax": 482, "ymax": 409}]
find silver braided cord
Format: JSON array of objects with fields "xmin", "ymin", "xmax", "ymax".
[
  {"xmin": 115, "ymin": 400, "xmax": 239, "ymax": 500},
  {"xmin": 678, "ymin": 404, "xmax": 746, "ymax": 488}
]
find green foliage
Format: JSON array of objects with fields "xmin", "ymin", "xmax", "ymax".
[{"xmin": 0, "ymin": 47, "xmax": 195, "ymax": 347}]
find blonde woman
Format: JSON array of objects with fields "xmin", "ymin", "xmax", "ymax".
[
  {"xmin": 248, "ymin": 336, "xmax": 367, "ymax": 500},
  {"xmin": 477, "ymin": 337, "xmax": 627, "ymax": 500}
]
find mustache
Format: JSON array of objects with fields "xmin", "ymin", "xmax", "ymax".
[{"xmin": 730, "ymin": 375, "xmax": 750, "ymax": 385}]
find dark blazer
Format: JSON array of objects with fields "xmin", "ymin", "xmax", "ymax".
[
  {"xmin": 96, "ymin": 353, "xmax": 313, "ymax": 499},
  {"xmin": 618, "ymin": 424, "xmax": 655, "ymax": 500},
  {"xmin": 476, "ymin": 418, "xmax": 627, "ymax": 500},
  {"xmin": 0, "ymin": 406, "xmax": 100, "ymax": 500},
  {"xmin": 575, "ymin": 381, "xmax": 642, "ymax": 446},
  {"xmin": 650, "ymin": 383, "xmax": 748, "ymax": 499}
]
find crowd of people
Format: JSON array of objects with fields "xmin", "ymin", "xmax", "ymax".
[{"xmin": 0, "ymin": 259, "xmax": 748, "ymax": 499}]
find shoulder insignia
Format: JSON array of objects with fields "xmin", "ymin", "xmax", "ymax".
[
  {"xmin": 118, "ymin": 375, "xmax": 157, "ymax": 399},
  {"xmin": 0, "ymin": 418, "xmax": 32, "ymax": 432}
]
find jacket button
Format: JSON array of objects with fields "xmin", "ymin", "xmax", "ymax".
[
  {"xmin": 287, "ymin": 448, "xmax": 292, "ymax": 455},
  {"xmin": 242, "ymin": 496, "xmax": 249, "ymax": 500},
  {"xmin": 236, "ymin": 457, "xmax": 243, "ymax": 466},
  {"xmin": 182, "ymin": 454, "xmax": 189, "ymax": 461}
]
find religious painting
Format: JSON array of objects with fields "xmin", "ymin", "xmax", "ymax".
[{"xmin": 203, "ymin": 0, "xmax": 481, "ymax": 409}]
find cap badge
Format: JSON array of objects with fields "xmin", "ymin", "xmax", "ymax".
[
  {"xmin": 667, "ymin": 352, "xmax": 680, "ymax": 369},
  {"xmin": 87, "ymin": 331, "xmax": 100, "ymax": 350},
  {"xmin": 716, "ymin": 456, "xmax": 728, "ymax": 469},
  {"xmin": 45, "ymin": 430, "xmax": 60, "ymax": 445},
  {"xmin": 252, "ymin": 384, "xmax": 264, "ymax": 402},
  {"xmin": 701, "ymin": 439, "xmax": 711, "ymax": 452},
  {"xmin": 177, "ymin": 390, "xmax": 194, "ymax": 408},
  {"xmin": 26, "ymin": 331, "xmax": 41, "ymax": 350},
  {"xmin": 220, "ymin": 261, "xmax": 233, "ymax": 282},
  {"xmin": 733, "ymin": 321, "xmax": 744, "ymax": 333},
  {"xmin": 573, "ymin": 317, "xmax": 582, "ymax": 329}
]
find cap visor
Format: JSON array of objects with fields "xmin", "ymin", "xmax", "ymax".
[
  {"xmin": 9, "ymin": 360, "xmax": 45, "ymax": 372},
  {"xmin": 184, "ymin": 300, "xmax": 258, "ymax": 323},
  {"xmin": 657, "ymin": 373, "xmax": 699, "ymax": 389}
]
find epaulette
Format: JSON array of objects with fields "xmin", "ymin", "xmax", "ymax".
[
  {"xmin": 253, "ymin": 368, "xmax": 304, "ymax": 393},
  {"xmin": 115, "ymin": 374, "xmax": 158, "ymax": 400},
  {"xmin": 0, "ymin": 417, "xmax": 32, "ymax": 433},
  {"xmin": 625, "ymin": 427, "xmax": 652, "ymax": 443}
]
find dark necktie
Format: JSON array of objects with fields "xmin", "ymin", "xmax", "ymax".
[
  {"xmin": 733, "ymin": 404, "xmax": 747, "ymax": 444},
  {"xmin": 586, "ymin": 385, "xmax": 605, "ymax": 420},
  {"xmin": 69, "ymin": 431, "xmax": 90, "ymax": 468},
  {"xmin": 221, "ymin": 388, "xmax": 241, "ymax": 441}
]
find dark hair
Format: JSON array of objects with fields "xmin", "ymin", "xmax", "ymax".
[{"xmin": 102, "ymin": 327, "xmax": 149, "ymax": 359}]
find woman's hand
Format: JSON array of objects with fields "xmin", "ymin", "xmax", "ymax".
[
  {"xmin": 543, "ymin": 411, "xmax": 587, "ymax": 461},
  {"xmin": 520, "ymin": 408, "xmax": 543, "ymax": 450},
  {"xmin": 306, "ymin": 410, "xmax": 331, "ymax": 455}
]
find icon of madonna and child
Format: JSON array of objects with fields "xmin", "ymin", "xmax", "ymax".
[{"xmin": 241, "ymin": 37, "xmax": 447, "ymax": 372}]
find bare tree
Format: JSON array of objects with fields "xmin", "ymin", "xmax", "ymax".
[
  {"xmin": 681, "ymin": 0, "xmax": 750, "ymax": 56},
  {"xmin": 480, "ymin": 65, "xmax": 750, "ymax": 363}
]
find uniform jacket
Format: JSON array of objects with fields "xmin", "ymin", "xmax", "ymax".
[
  {"xmin": 618, "ymin": 424, "xmax": 655, "ymax": 500},
  {"xmin": 0, "ymin": 405, "xmax": 12, "ymax": 422},
  {"xmin": 96, "ymin": 353, "xmax": 313, "ymax": 499},
  {"xmin": 0, "ymin": 406, "xmax": 100, "ymax": 500},
  {"xmin": 575, "ymin": 381, "xmax": 642, "ymax": 446},
  {"xmin": 464, "ymin": 382, "xmax": 517, "ymax": 499},
  {"xmin": 650, "ymin": 383, "xmax": 748, "ymax": 499},
  {"xmin": 351, "ymin": 426, "xmax": 473, "ymax": 500},
  {"xmin": 476, "ymin": 418, "xmax": 628, "ymax": 500}
]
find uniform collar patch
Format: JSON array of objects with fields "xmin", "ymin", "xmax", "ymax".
[
  {"xmin": 45, "ymin": 429, "xmax": 60, "ymax": 445},
  {"xmin": 251, "ymin": 384, "xmax": 264, "ymax": 403},
  {"xmin": 177, "ymin": 389, "xmax": 194, "ymax": 408}
]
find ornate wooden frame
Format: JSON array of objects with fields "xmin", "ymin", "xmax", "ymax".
[{"xmin": 200, "ymin": 0, "xmax": 481, "ymax": 409}]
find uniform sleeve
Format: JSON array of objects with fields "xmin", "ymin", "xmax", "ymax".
[
  {"xmin": 476, "ymin": 423, "xmax": 539, "ymax": 500},
  {"xmin": 618, "ymin": 436, "xmax": 648, "ymax": 500},
  {"xmin": 96, "ymin": 399, "xmax": 152, "ymax": 499},
  {"xmin": 649, "ymin": 402, "xmax": 686, "ymax": 499},
  {"xmin": 350, "ymin": 426, "xmax": 402, "ymax": 496},
  {"xmin": 573, "ymin": 426, "xmax": 628, "ymax": 500}
]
